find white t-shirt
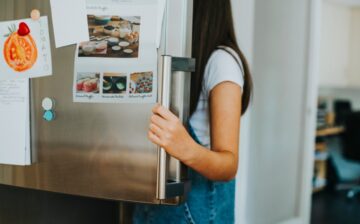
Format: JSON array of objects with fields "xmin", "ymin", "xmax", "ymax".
[{"xmin": 189, "ymin": 48, "xmax": 244, "ymax": 148}]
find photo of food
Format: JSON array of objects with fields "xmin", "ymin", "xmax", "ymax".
[
  {"xmin": 103, "ymin": 73, "xmax": 127, "ymax": 94},
  {"xmin": 129, "ymin": 72, "xmax": 153, "ymax": 94},
  {"xmin": 78, "ymin": 15, "xmax": 140, "ymax": 58},
  {"xmin": 76, "ymin": 73, "xmax": 100, "ymax": 94}
]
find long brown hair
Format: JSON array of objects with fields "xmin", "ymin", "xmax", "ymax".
[{"xmin": 191, "ymin": 0, "xmax": 253, "ymax": 115}]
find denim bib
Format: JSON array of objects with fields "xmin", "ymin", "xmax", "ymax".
[{"xmin": 133, "ymin": 124, "xmax": 236, "ymax": 224}]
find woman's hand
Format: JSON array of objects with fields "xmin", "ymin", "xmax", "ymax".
[
  {"xmin": 148, "ymin": 82, "xmax": 241, "ymax": 182},
  {"xmin": 148, "ymin": 104, "xmax": 197, "ymax": 163}
]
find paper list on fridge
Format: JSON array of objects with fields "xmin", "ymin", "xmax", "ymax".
[{"xmin": 0, "ymin": 79, "xmax": 31, "ymax": 165}]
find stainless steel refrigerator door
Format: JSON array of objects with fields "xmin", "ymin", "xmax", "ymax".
[{"xmin": 0, "ymin": 0, "xmax": 193, "ymax": 204}]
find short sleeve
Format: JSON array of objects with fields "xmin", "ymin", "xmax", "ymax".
[{"xmin": 203, "ymin": 49, "xmax": 244, "ymax": 95}]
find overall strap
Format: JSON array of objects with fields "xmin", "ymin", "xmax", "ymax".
[{"xmin": 187, "ymin": 122, "xmax": 202, "ymax": 145}]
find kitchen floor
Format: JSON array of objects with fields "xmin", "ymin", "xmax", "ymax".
[
  {"xmin": 311, "ymin": 190, "xmax": 360, "ymax": 224},
  {"xmin": 0, "ymin": 184, "xmax": 120, "ymax": 224}
]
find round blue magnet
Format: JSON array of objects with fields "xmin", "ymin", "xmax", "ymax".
[{"xmin": 43, "ymin": 110, "xmax": 56, "ymax": 122}]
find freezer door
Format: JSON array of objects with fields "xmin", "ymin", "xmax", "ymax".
[{"xmin": 0, "ymin": 0, "xmax": 193, "ymax": 205}]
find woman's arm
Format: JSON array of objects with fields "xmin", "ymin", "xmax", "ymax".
[{"xmin": 148, "ymin": 82, "xmax": 242, "ymax": 182}]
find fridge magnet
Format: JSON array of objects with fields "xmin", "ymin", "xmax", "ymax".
[
  {"xmin": 0, "ymin": 17, "xmax": 52, "ymax": 80},
  {"xmin": 78, "ymin": 15, "xmax": 140, "ymax": 59},
  {"xmin": 31, "ymin": 9, "xmax": 41, "ymax": 21}
]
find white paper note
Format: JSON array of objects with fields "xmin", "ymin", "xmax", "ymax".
[
  {"xmin": 50, "ymin": 0, "xmax": 89, "ymax": 48},
  {"xmin": 0, "ymin": 79, "xmax": 31, "ymax": 166},
  {"xmin": 156, "ymin": 0, "xmax": 166, "ymax": 48},
  {"xmin": 0, "ymin": 17, "xmax": 52, "ymax": 80}
]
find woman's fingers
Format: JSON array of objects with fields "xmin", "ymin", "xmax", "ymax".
[
  {"xmin": 151, "ymin": 114, "xmax": 167, "ymax": 129},
  {"xmin": 149, "ymin": 123, "xmax": 163, "ymax": 138},
  {"xmin": 149, "ymin": 105, "xmax": 182, "ymax": 148},
  {"xmin": 152, "ymin": 104, "xmax": 177, "ymax": 121},
  {"xmin": 148, "ymin": 130, "xmax": 162, "ymax": 146}
]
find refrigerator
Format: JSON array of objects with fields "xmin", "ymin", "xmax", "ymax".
[{"xmin": 0, "ymin": 0, "xmax": 194, "ymax": 205}]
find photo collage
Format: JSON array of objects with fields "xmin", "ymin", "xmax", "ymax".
[
  {"xmin": 74, "ymin": 5, "xmax": 158, "ymax": 104},
  {"xmin": 74, "ymin": 71, "xmax": 154, "ymax": 103}
]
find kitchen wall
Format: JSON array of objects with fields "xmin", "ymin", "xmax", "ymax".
[
  {"xmin": 319, "ymin": 1, "xmax": 351, "ymax": 87},
  {"xmin": 319, "ymin": 1, "xmax": 360, "ymax": 88},
  {"xmin": 348, "ymin": 7, "xmax": 360, "ymax": 85},
  {"xmin": 241, "ymin": 0, "xmax": 318, "ymax": 223},
  {"xmin": 232, "ymin": 0, "xmax": 255, "ymax": 223},
  {"xmin": 318, "ymin": 1, "xmax": 360, "ymax": 112}
]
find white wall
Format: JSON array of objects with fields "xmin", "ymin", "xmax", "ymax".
[
  {"xmin": 319, "ymin": 2, "xmax": 360, "ymax": 88},
  {"xmin": 244, "ymin": 0, "xmax": 319, "ymax": 223},
  {"xmin": 348, "ymin": 7, "xmax": 360, "ymax": 85},
  {"xmin": 319, "ymin": 1, "xmax": 352, "ymax": 87},
  {"xmin": 328, "ymin": 0, "xmax": 360, "ymax": 6},
  {"xmin": 232, "ymin": 1, "xmax": 321, "ymax": 223},
  {"xmin": 318, "ymin": 3, "xmax": 360, "ymax": 112},
  {"xmin": 231, "ymin": 0, "xmax": 255, "ymax": 223}
]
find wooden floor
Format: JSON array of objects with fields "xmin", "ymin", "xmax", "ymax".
[{"xmin": 311, "ymin": 190, "xmax": 360, "ymax": 224}]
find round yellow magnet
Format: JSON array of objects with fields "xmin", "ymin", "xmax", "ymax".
[{"xmin": 31, "ymin": 9, "xmax": 41, "ymax": 21}]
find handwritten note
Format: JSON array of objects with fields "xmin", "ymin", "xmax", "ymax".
[
  {"xmin": 0, "ymin": 81, "xmax": 26, "ymax": 106},
  {"xmin": 0, "ymin": 79, "xmax": 31, "ymax": 165}
]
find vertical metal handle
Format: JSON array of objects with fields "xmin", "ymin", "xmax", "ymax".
[
  {"xmin": 157, "ymin": 55, "xmax": 173, "ymax": 200},
  {"xmin": 157, "ymin": 56, "xmax": 195, "ymax": 201}
]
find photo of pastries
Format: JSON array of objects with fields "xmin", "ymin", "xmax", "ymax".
[
  {"xmin": 78, "ymin": 15, "xmax": 140, "ymax": 58},
  {"xmin": 129, "ymin": 72, "xmax": 153, "ymax": 94},
  {"xmin": 76, "ymin": 73, "xmax": 100, "ymax": 94},
  {"xmin": 103, "ymin": 73, "xmax": 127, "ymax": 94}
]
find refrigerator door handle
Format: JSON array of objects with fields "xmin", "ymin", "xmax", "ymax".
[{"xmin": 157, "ymin": 56, "xmax": 195, "ymax": 200}]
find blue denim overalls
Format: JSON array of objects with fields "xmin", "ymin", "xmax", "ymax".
[{"xmin": 133, "ymin": 124, "xmax": 236, "ymax": 224}]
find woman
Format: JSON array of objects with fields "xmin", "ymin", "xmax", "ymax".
[{"xmin": 133, "ymin": 0, "xmax": 252, "ymax": 223}]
